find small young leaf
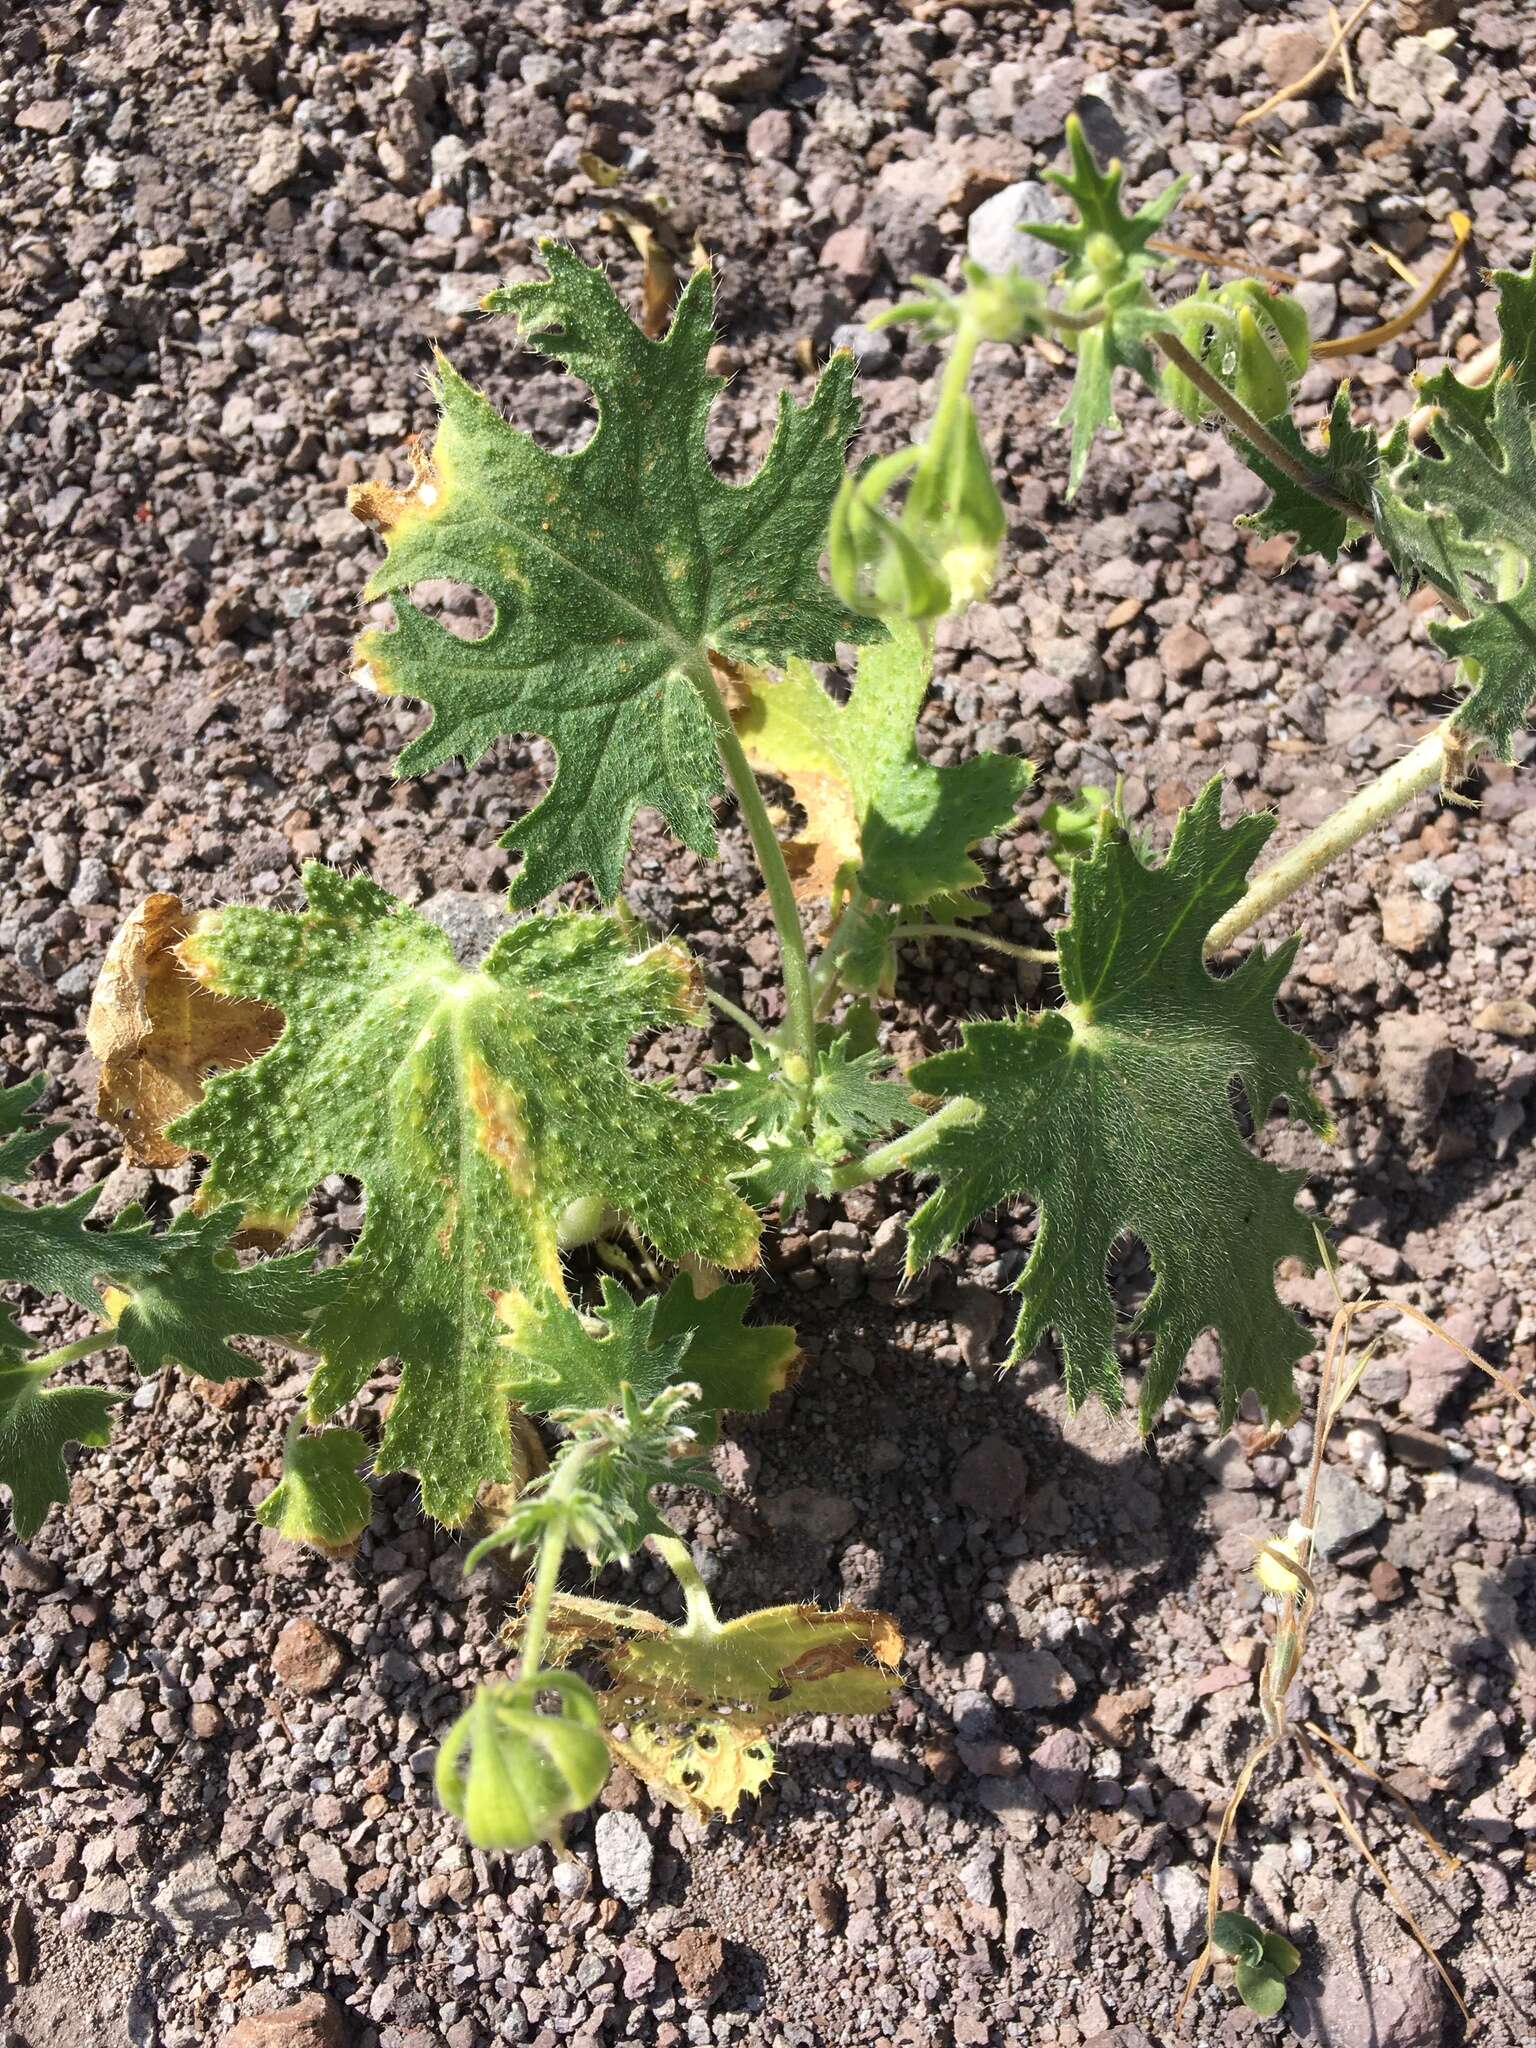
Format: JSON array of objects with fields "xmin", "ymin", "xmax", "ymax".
[
  {"xmin": 1235, "ymin": 389, "xmax": 1376, "ymax": 563},
  {"xmin": 167, "ymin": 868, "xmax": 760, "ymax": 1525},
  {"xmin": 732, "ymin": 621, "xmax": 1029, "ymax": 905},
  {"xmin": 498, "ymin": 1272, "xmax": 794, "ymax": 1434},
  {"xmin": 708, "ymin": 1028, "xmax": 916, "ymax": 1218},
  {"xmin": 0, "ymin": 1359, "xmax": 124, "ymax": 1540},
  {"xmin": 1233, "ymin": 1959, "xmax": 1288, "ymax": 2018},
  {"xmin": 1041, "ymin": 785, "xmax": 1113, "ymax": 868},
  {"xmin": 907, "ymin": 779, "xmax": 1329, "ymax": 1429},
  {"xmin": 435, "ymin": 1671, "xmax": 611, "ymax": 1852},
  {"xmin": 103, "ymin": 1205, "xmax": 344, "ymax": 1383},
  {"xmin": 255, "ymin": 1424, "xmax": 374, "ymax": 1556},
  {"xmin": 1261, "ymin": 1931, "xmax": 1302, "ymax": 1979},
  {"xmin": 1212, "ymin": 1910, "xmax": 1267, "ymax": 1964},
  {"xmin": 350, "ymin": 243, "xmax": 870, "ymax": 907}
]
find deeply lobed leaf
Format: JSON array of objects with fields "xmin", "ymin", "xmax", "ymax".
[
  {"xmin": 0, "ymin": 1359, "xmax": 123, "ymax": 1540},
  {"xmin": 907, "ymin": 780, "xmax": 1329, "ymax": 1429},
  {"xmin": 350, "ymin": 243, "xmax": 869, "ymax": 907},
  {"xmin": 168, "ymin": 867, "xmax": 760, "ymax": 1524}
]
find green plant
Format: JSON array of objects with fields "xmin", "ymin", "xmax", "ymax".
[{"xmin": 3, "ymin": 122, "xmax": 1532, "ymax": 1916}]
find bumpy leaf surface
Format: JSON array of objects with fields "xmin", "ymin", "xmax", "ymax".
[
  {"xmin": 500, "ymin": 1273, "xmax": 795, "ymax": 1435},
  {"xmin": 732, "ymin": 621, "xmax": 1029, "ymax": 904},
  {"xmin": 907, "ymin": 780, "xmax": 1328, "ymax": 1429},
  {"xmin": 548, "ymin": 1596, "xmax": 903, "ymax": 1818},
  {"xmin": 169, "ymin": 868, "xmax": 760, "ymax": 1523},
  {"xmin": 349, "ymin": 243, "xmax": 868, "ymax": 906},
  {"xmin": 0, "ymin": 1359, "xmax": 123, "ymax": 1540},
  {"xmin": 102, "ymin": 1205, "xmax": 343, "ymax": 1383}
]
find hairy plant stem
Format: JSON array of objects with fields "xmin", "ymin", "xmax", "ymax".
[
  {"xmin": 651, "ymin": 1529, "xmax": 720, "ymax": 1633},
  {"xmin": 827, "ymin": 1095, "xmax": 982, "ymax": 1194},
  {"xmin": 696, "ymin": 661, "xmax": 819, "ymax": 1125},
  {"xmin": 22, "ymin": 1330, "xmax": 118, "ymax": 1377},
  {"xmin": 1149, "ymin": 329, "xmax": 1369, "ymax": 528},
  {"xmin": 515, "ymin": 1440, "xmax": 601, "ymax": 1682},
  {"xmin": 888, "ymin": 922, "xmax": 1057, "ymax": 966},
  {"xmin": 1204, "ymin": 726, "xmax": 1454, "ymax": 955},
  {"xmin": 703, "ymin": 986, "xmax": 774, "ymax": 1048}
]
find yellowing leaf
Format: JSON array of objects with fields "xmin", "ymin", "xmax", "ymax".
[
  {"xmin": 546, "ymin": 1595, "xmax": 903, "ymax": 1818},
  {"xmin": 733, "ymin": 622, "xmax": 1029, "ymax": 906},
  {"xmin": 88, "ymin": 894, "xmax": 281, "ymax": 1168}
]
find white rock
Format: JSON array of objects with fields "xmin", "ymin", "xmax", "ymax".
[{"xmin": 594, "ymin": 1810, "xmax": 654, "ymax": 1908}]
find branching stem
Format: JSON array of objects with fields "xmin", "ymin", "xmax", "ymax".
[
  {"xmin": 22, "ymin": 1330, "xmax": 117, "ymax": 1377},
  {"xmin": 651, "ymin": 1529, "xmax": 720, "ymax": 1634},
  {"xmin": 888, "ymin": 922, "xmax": 1057, "ymax": 966},
  {"xmin": 827, "ymin": 1095, "xmax": 982, "ymax": 1194},
  {"xmin": 1204, "ymin": 726, "xmax": 1455, "ymax": 954},
  {"xmin": 1149, "ymin": 329, "xmax": 1368, "ymax": 528},
  {"xmin": 695, "ymin": 662, "xmax": 819, "ymax": 1125}
]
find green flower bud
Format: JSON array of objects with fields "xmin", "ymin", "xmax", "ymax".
[
  {"xmin": 1232, "ymin": 305, "xmax": 1293, "ymax": 422},
  {"xmin": 828, "ymin": 455, "xmax": 951, "ymax": 622},
  {"xmin": 435, "ymin": 1672, "xmax": 611, "ymax": 1853},
  {"xmin": 1219, "ymin": 279, "xmax": 1310, "ymax": 380},
  {"xmin": 903, "ymin": 396, "xmax": 1007, "ymax": 611}
]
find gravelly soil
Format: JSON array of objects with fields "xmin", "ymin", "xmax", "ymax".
[{"xmin": 2, "ymin": 3, "xmax": 1535, "ymax": 2046}]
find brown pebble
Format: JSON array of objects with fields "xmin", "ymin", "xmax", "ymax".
[
  {"xmin": 271, "ymin": 1615, "xmax": 345, "ymax": 1696},
  {"xmin": 1369, "ymin": 1557, "xmax": 1406, "ymax": 1604},
  {"xmin": 806, "ymin": 1876, "xmax": 845, "ymax": 1933}
]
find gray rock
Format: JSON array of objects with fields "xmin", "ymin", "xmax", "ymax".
[
  {"xmin": 952, "ymin": 1434, "xmax": 1029, "ymax": 1520},
  {"xmin": 1313, "ymin": 1464, "xmax": 1386, "ymax": 1557},
  {"xmin": 154, "ymin": 1851, "xmax": 251, "ymax": 1937},
  {"xmin": 1405, "ymin": 1701, "xmax": 1503, "ymax": 1789},
  {"xmin": 829, "ymin": 323, "xmax": 894, "ymax": 374},
  {"xmin": 1001, "ymin": 1849, "xmax": 1090, "ymax": 1960},
  {"xmin": 420, "ymin": 890, "xmax": 517, "ymax": 965},
  {"xmin": 699, "ymin": 19, "xmax": 799, "ymax": 100},
  {"xmin": 1377, "ymin": 1012, "xmax": 1453, "ymax": 1126},
  {"xmin": 594, "ymin": 1810, "xmax": 653, "ymax": 1908},
  {"xmin": 1150, "ymin": 1864, "xmax": 1206, "ymax": 1959},
  {"xmin": 247, "ymin": 125, "xmax": 303, "ymax": 199},
  {"xmin": 965, "ymin": 182, "xmax": 1064, "ymax": 281}
]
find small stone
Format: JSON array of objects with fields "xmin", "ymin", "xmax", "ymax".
[
  {"xmin": 248, "ymin": 125, "xmax": 304, "ymax": 198},
  {"xmin": 1151, "ymin": 1864, "xmax": 1206, "ymax": 1958},
  {"xmin": 1378, "ymin": 891, "xmax": 1445, "ymax": 954},
  {"xmin": 1377, "ymin": 1012, "xmax": 1453, "ymax": 1126},
  {"xmin": 155, "ymin": 1852, "xmax": 248, "ymax": 1939},
  {"xmin": 818, "ymin": 224, "xmax": 881, "ymax": 295},
  {"xmin": 669, "ymin": 1926, "xmax": 727, "ymax": 2003},
  {"xmin": 762, "ymin": 1486, "xmax": 855, "ymax": 1543},
  {"xmin": 1313, "ymin": 1463, "xmax": 1385, "ymax": 1557},
  {"xmin": 1473, "ymin": 998, "xmax": 1536, "ymax": 1040},
  {"xmin": 17, "ymin": 98, "xmax": 72, "ymax": 136},
  {"xmin": 1406, "ymin": 1700, "xmax": 1503, "ymax": 1789},
  {"xmin": 1000, "ymin": 1849, "xmax": 1090, "ymax": 1960},
  {"xmin": 218, "ymin": 1994, "xmax": 348, "ymax": 2048},
  {"xmin": 594, "ymin": 1810, "xmax": 653, "ymax": 1908},
  {"xmin": 1160, "ymin": 622, "xmax": 1213, "ymax": 681},
  {"xmin": 951, "ymin": 1434, "xmax": 1029, "ymax": 1520},
  {"xmin": 746, "ymin": 108, "xmax": 792, "ymax": 163},
  {"xmin": 82, "ymin": 151, "xmax": 124, "ymax": 192},
  {"xmin": 1259, "ymin": 26, "xmax": 1322, "ymax": 90},
  {"xmin": 271, "ymin": 1616, "xmax": 346, "ymax": 1695},
  {"xmin": 806, "ymin": 1875, "xmax": 844, "ymax": 1932},
  {"xmin": 141, "ymin": 243, "xmax": 188, "ymax": 279},
  {"xmin": 993, "ymin": 1647, "xmax": 1076, "ymax": 1710},
  {"xmin": 964, "ymin": 182, "xmax": 1063, "ymax": 282},
  {"xmin": 2, "ymin": 1544, "xmax": 62, "ymax": 1594},
  {"xmin": 1396, "ymin": 1308, "xmax": 1480, "ymax": 1425},
  {"xmin": 1369, "ymin": 1557, "xmax": 1405, "ymax": 1603},
  {"xmin": 190, "ymin": 1701, "xmax": 225, "ymax": 1738},
  {"xmin": 1028, "ymin": 1727, "xmax": 1090, "ymax": 1811},
  {"xmin": 699, "ymin": 18, "xmax": 799, "ymax": 99}
]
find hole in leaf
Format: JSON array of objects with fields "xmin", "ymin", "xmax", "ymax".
[{"xmin": 408, "ymin": 579, "xmax": 495, "ymax": 641}]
